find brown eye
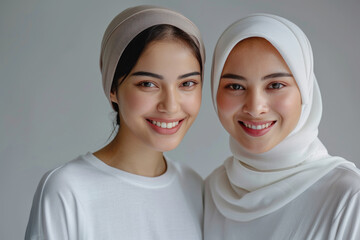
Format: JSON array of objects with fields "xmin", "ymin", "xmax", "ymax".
[
  {"xmin": 182, "ymin": 81, "xmax": 196, "ymax": 87},
  {"xmin": 268, "ymin": 82, "xmax": 285, "ymax": 89},
  {"xmin": 137, "ymin": 81, "xmax": 156, "ymax": 88},
  {"xmin": 226, "ymin": 84, "xmax": 244, "ymax": 90}
]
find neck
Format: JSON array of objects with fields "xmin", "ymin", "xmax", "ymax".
[{"xmin": 94, "ymin": 127, "xmax": 166, "ymax": 177}]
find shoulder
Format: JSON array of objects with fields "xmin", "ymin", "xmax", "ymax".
[
  {"xmin": 205, "ymin": 164, "xmax": 226, "ymax": 190},
  {"xmin": 26, "ymin": 155, "xmax": 91, "ymax": 239},
  {"xmin": 166, "ymin": 158, "xmax": 204, "ymax": 197},
  {"xmin": 168, "ymin": 158, "xmax": 203, "ymax": 184},
  {"xmin": 203, "ymin": 163, "xmax": 227, "ymax": 206},
  {"xmin": 205, "ymin": 164, "xmax": 226, "ymax": 181},
  {"xmin": 324, "ymin": 164, "xmax": 360, "ymax": 195},
  {"xmin": 327, "ymin": 165, "xmax": 360, "ymax": 238},
  {"xmin": 166, "ymin": 158, "xmax": 204, "ymax": 215},
  {"xmin": 311, "ymin": 163, "xmax": 360, "ymax": 218},
  {"xmin": 203, "ymin": 164, "xmax": 226, "ymax": 220},
  {"xmin": 36, "ymin": 154, "xmax": 93, "ymax": 197}
]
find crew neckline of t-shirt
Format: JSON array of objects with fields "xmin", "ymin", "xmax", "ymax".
[{"xmin": 82, "ymin": 152, "xmax": 176, "ymax": 188}]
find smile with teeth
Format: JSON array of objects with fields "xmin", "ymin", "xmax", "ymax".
[
  {"xmin": 240, "ymin": 121, "xmax": 275, "ymax": 130},
  {"xmin": 149, "ymin": 120, "xmax": 180, "ymax": 129}
]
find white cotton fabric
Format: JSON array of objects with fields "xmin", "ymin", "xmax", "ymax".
[
  {"xmin": 205, "ymin": 164, "xmax": 360, "ymax": 240},
  {"xmin": 208, "ymin": 13, "xmax": 355, "ymax": 223},
  {"xmin": 25, "ymin": 153, "xmax": 203, "ymax": 240}
]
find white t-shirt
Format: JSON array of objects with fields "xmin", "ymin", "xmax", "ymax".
[
  {"xmin": 204, "ymin": 165, "xmax": 360, "ymax": 240},
  {"xmin": 25, "ymin": 153, "xmax": 203, "ymax": 240}
]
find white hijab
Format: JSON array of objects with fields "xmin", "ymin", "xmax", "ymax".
[{"xmin": 209, "ymin": 14, "xmax": 353, "ymax": 222}]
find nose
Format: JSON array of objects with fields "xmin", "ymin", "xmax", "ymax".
[
  {"xmin": 157, "ymin": 87, "xmax": 180, "ymax": 114},
  {"xmin": 242, "ymin": 89, "xmax": 268, "ymax": 117}
]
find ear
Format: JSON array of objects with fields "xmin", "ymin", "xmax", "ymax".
[{"xmin": 110, "ymin": 91, "xmax": 118, "ymax": 105}]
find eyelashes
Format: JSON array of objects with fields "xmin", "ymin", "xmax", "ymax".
[
  {"xmin": 136, "ymin": 81, "xmax": 157, "ymax": 88},
  {"xmin": 180, "ymin": 80, "xmax": 199, "ymax": 88},
  {"xmin": 225, "ymin": 83, "xmax": 245, "ymax": 90},
  {"xmin": 135, "ymin": 80, "xmax": 200, "ymax": 90},
  {"xmin": 268, "ymin": 82, "xmax": 285, "ymax": 89},
  {"xmin": 224, "ymin": 82, "xmax": 286, "ymax": 91}
]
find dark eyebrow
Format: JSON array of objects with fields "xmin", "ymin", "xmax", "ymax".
[
  {"xmin": 178, "ymin": 71, "xmax": 201, "ymax": 79},
  {"xmin": 221, "ymin": 73, "xmax": 246, "ymax": 80},
  {"xmin": 263, "ymin": 72, "xmax": 293, "ymax": 80},
  {"xmin": 221, "ymin": 72, "xmax": 293, "ymax": 81},
  {"xmin": 131, "ymin": 71, "xmax": 163, "ymax": 79}
]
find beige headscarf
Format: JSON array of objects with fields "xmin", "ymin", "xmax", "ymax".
[{"xmin": 100, "ymin": 5, "xmax": 205, "ymax": 105}]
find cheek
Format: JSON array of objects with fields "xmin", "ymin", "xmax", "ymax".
[
  {"xmin": 217, "ymin": 90, "xmax": 239, "ymax": 117},
  {"xmin": 182, "ymin": 89, "xmax": 202, "ymax": 116},
  {"xmin": 119, "ymin": 91, "xmax": 155, "ymax": 116},
  {"xmin": 272, "ymin": 91, "xmax": 302, "ymax": 124}
]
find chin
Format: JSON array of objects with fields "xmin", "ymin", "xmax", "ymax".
[
  {"xmin": 154, "ymin": 145, "xmax": 178, "ymax": 153},
  {"xmin": 151, "ymin": 139, "xmax": 182, "ymax": 152},
  {"xmin": 237, "ymin": 138, "xmax": 274, "ymax": 154},
  {"xmin": 246, "ymin": 147, "xmax": 270, "ymax": 154},
  {"xmin": 243, "ymin": 145, "xmax": 268, "ymax": 154}
]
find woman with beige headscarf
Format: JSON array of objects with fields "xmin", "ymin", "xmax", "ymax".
[
  {"xmin": 205, "ymin": 14, "xmax": 360, "ymax": 239},
  {"xmin": 25, "ymin": 5, "xmax": 205, "ymax": 239}
]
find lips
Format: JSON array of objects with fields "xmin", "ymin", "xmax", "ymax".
[
  {"xmin": 146, "ymin": 118, "xmax": 184, "ymax": 135},
  {"xmin": 239, "ymin": 120, "xmax": 276, "ymax": 137}
]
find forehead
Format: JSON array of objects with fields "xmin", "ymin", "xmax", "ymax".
[
  {"xmin": 143, "ymin": 39, "xmax": 190, "ymax": 53},
  {"xmin": 230, "ymin": 37, "xmax": 280, "ymax": 58},
  {"xmin": 131, "ymin": 39, "xmax": 201, "ymax": 75},
  {"xmin": 134, "ymin": 40, "xmax": 184, "ymax": 61},
  {"xmin": 222, "ymin": 37, "xmax": 290, "ymax": 73}
]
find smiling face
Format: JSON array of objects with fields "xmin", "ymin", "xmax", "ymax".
[
  {"xmin": 216, "ymin": 37, "xmax": 302, "ymax": 154},
  {"xmin": 110, "ymin": 39, "xmax": 202, "ymax": 152}
]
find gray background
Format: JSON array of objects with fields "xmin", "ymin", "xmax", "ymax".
[{"xmin": 1, "ymin": 0, "xmax": 359, "ymax": 238}]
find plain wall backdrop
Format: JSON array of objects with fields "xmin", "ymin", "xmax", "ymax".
[{"xmin": 1, "ymin": 0, "xmax": 359, "ymax": 238}]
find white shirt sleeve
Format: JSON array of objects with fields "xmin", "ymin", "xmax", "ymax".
[
  {"xmin": 25, "ymin": 168, "xmax": 86, "ymax": 240},
  {"xmin": 332, "ymin": 191, "xmax": 360, "ymax": 240}
]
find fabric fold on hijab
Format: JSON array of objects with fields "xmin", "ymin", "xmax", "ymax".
[
  {"xmin": 100, "ymin": 5, "xmax": 205, "ymax": 105},
  {"xmin": 209, "ymin": 13, "xmax": 354, "ymax": 222}
]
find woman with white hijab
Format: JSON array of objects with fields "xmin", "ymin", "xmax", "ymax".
[
  {"xmin": 26, "ymin": 5, "xmax": 205, "ymax": 239},
  {"xmin": 205, "ymin": 14, "xmax": 360, "ymax": 239}
]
